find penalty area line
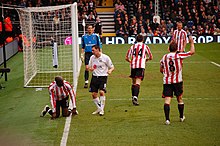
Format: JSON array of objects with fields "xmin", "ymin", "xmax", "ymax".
[{"xmin": 211, "ymin": 61, "xmax": 220, "ymax": 68}]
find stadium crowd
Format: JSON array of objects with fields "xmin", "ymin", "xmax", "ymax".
[
  {"xmin": 1, "ymin": 0, "xmax": 220, "ymax": 43},
  {"xmin": 114, "ymin": 0, "xmax": 220, "ymax": 37}
]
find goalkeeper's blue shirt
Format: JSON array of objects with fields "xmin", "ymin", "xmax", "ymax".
[{"xmin": 81, "ymin": 33, "xmax": 102, "ymax": 52}]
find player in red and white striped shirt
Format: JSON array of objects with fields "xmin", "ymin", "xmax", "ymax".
[
  {"xmin": 172, "ymin": 22, "xmax": 188, "ymax": 52},
  {"xmin": 160, "ymin": 36, "xmax": 195, "ymax": 125},
  {"xmin": 126, "ymin": 34, "xmax": 153, "ymax": 105},
  {"xmin": 40, "ymin": 76, "xmax": 78, "ymax": 119}
]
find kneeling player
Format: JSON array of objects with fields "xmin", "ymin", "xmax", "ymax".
[{"xmin": 40, "ymin": 76, "xmax": 78, "ymax": 119}]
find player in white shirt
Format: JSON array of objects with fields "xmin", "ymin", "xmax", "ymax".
[
  {"xmin": 88, "ymin": 45, "xmax": 114, "ymax": 116},
  {"xmin": 160, "ymin": 36, "xmax": 195, "ymax": 125}
]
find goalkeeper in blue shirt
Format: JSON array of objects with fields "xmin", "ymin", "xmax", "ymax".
[{"xmin": 81, "ymin": 24, "xmax": 102, "ymax": 88}]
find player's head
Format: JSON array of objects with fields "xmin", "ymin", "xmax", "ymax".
[
  {"xmin": 168, "ymin": 41, "xmax": 178, "ymax": 52},
  {"xmin": 55, "ymin": 76, "xmax": 64, "ymax": 87},
  {"xmin": 92, "ymin": 45, "xmax": 101, "ymax": 52},
  {"xmin": 92, "ymin": 45, "xmax": 101, "ymax": 57},
  {"xmin": 87, "ymin": 24, "xmax": 94, "ymax": 34},
  {"xmin": 177, "ymin": 21, "xmax": 183, "ymax": 30},
  {"xmin": 136, "ymin": 34, "xmax": 144, "ymax": 42}
]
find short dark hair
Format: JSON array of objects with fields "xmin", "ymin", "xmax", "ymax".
[
  {"xmin": 87, "ymin": 24, "xmax": 94, "ymax": 28},
  {"xmin": 55, "ymin": 76, "xmax": 63, "ymax": 87},
  {"xmin": 92, "ymin": 45, "xmax": 101, "ymax": 51},
  {"xmin": 136, "ymin": 34, "xmax": 144, "ymax": 42},
  {"xmin": 169, "ymin": 42, "xmax": 178, "ymax": 52}
]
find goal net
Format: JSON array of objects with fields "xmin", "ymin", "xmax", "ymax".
[{"xmin": 17, "ymin": 3, "xmax": 81, "ymax": 87}]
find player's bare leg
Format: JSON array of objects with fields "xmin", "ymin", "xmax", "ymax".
[
  {"xmin": 164, "ymin": 97, "xmax": 171, "ymax": 125},
  {"xmin": 177, "ymin": 95, "xmax": 185, "ymax": 122}
]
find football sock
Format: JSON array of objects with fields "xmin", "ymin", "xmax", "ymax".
[
  {"xmin": 131, "ymin": 85, "xmax": 134, "ymax": 96},
  {"xmin": 178, "ymin": 103, "xmax": 184, "ymax": 118},
  {"xmin": 132, "ymin": 84, "xmax": 140, "ymax": 97},
  {"xmin": 84, "ymin": 70, "xmax": 89, "ymax": 81},
  {"xmin": 100, "ymin": 96, "xmax": 106, "ymax": 111},
  {"xmin": 48, "ymin": 109, "xmax": 53, "ymax": 116},
  {"xmin": 93, "ymin": 97, "xmax": 101, "ymax": 109},
  {"xmin": 164, "ymin": 104, "xmax": 170, "ymax": 121},
  {"xmin": 46, "ymin": 106, "xmax": 50, "ymax": 112}
]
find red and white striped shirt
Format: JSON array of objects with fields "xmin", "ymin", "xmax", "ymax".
[
  {"xmin": 172, "ymin": 29, "xmax": 188, "ymax": 52},
  {"xmin": 126, "ymin": 42, "xmax": 152, "ymax": 69},
  {"xmin": 160, "ymin": 52, "xmax": 192, "ymax": 84},
  {"xmin": 48, "ymin": 80, "xmax": 76, "ymax": 112}
]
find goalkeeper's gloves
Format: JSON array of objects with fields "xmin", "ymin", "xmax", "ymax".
[{"xmin": 81, "ymin": 53, "xmax": 85, "ymax": 62}]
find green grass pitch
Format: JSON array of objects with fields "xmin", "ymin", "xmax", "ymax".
[{"xmin": 0, "ymin": 43, "xmax": 220, "ymax": 146}]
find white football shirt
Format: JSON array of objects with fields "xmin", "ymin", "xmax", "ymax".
[{"xmin": 88, "ymin": 53, "xmax": 114, "ymax": 76}]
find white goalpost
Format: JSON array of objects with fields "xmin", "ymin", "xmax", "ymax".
[{"xmin": 17, "ymin": 3, "xmax": 81, "ymax": 87}]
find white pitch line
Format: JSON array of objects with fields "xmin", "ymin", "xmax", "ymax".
[
  {"xmin": 211, "ymin": 61, "xmax": 220, "ymax": 68},
  {"xmin": 79, "ymin": 97, "xmax": 219, "ymax": 102},
  {"xmin": 114, "ymin": 61, "xmax": 210, "ymax": 64},
  {"xmin": 60, "ymin": 87, "xmax": 78, "ymax": 146}
]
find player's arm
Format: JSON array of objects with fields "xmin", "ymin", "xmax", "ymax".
[
  {"xmin": 188, "ymin": 36, "xmax": 195, "ymax": 55},
  {"xmin": 107, "ymin": 57, "xmax": 114, "ymax": 75},
  {"xmin": 160, "ymin": 59, "xmax": 164, "ymax": 74},
  {"xmin": 48, "ymin": 88, "xmax": 57, "ymax": 118},
  {"xmin": 107, "ymin": 66, "xmax": 114, "ymax": 75},
  {"xmin": 146, "ymin": 46, "xmax": 153, "ymax": 61},
  {"xmin": 125, "ymin": 48, "xmax": 131, "ymax": 63}
]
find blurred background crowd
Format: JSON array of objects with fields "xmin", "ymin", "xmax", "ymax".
[{"xmin": 0, "ymin": 0, "xmax": 220, "ymax": 46}]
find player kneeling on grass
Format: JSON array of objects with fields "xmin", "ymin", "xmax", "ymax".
[
  {"xmin": 160, "ymin": 36, "xmax": 195, "ymax": 125},
  {"xmin": 40, "ymin": 76, "xmax": 78, "ymax": 119},
  {"xmin": 88, "ymin": 45, "xmax": 114, "ymax": 116}
]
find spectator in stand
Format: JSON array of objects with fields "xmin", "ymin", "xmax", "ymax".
[
  {"xmin": 123, "ymin": 21, "xmax": 129, "ymax": 37},
  {"xmin": 161, "ymin": 27, "xmax": 167, "ymax": 36},
  {"xmin": 187, "ymin": 15, "xmax": 194, "ymax": 29},
  {"xmin": 197, "ymin": 24, "xmax": 204, "ymax": 35},
  {"xmin": 87, "ymin": 11, "xmax": 95, "ymax": 22},
  {"xmin": 146, "ymin": 29, "xmax": 154, "ymax": 36},
  {"xmin": 129, "ymin": 17, "xmax": 138, "ymax": 36},
  {"xmin": 116, "ymin": 26, "xmax": 125, "ymax": 37},
  {"xmin": 115, "ymin": 20, "xmax": 123, "ymax": 32},
  {"xmin": 88, "ymin": 0, "xmax": 96, "ymax": 13},
  {"xmin": 166, "ymin": 20, "xmax": 174, "ymax": 34},
  {"xmin": 82, "ymin": 11, "xmax": 88, "ymax": 20},
  {"xmin": 151, "ymin": 17, "xmax": 159, "ymax": 32},
  {"xmin": 204, "ymin": 25, "xmax": 211, "ymax": 35},
  {"xmin": 139, "ymin": 28, "xmax": 147, "ymax": 37},
  {"xmin": 137, "ymin": 20, "xmax": 144, "ymax": 34},
  {"xmin": 78, "ymin": 0, "xmax": 85, "ymax": 12},
  {"xmin": 94, "ymin": 16, "xmax": 103, "ymax": 40},
  {"xmin": 159, "ymin": 20, "xmax": 167, "ymax": 32},
  {"xmin": 191, "ymin": 25, "xmax": 197, "ymax": 36},
  {"xmin": 115, "ymin": 1, "xmax": 125, "ymax": 12}
]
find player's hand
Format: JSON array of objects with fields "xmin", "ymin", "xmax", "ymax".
[
  {"xmin": 72, "ymin": 108, "xmax": 78, "ymax": 115},
  {"xmin": 107, "ymin": 70, "xmax": 112, "ymax": 75},
  {"xmin": 80, "ymin": 53, "xmax": 84, "ymax": 62}
]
